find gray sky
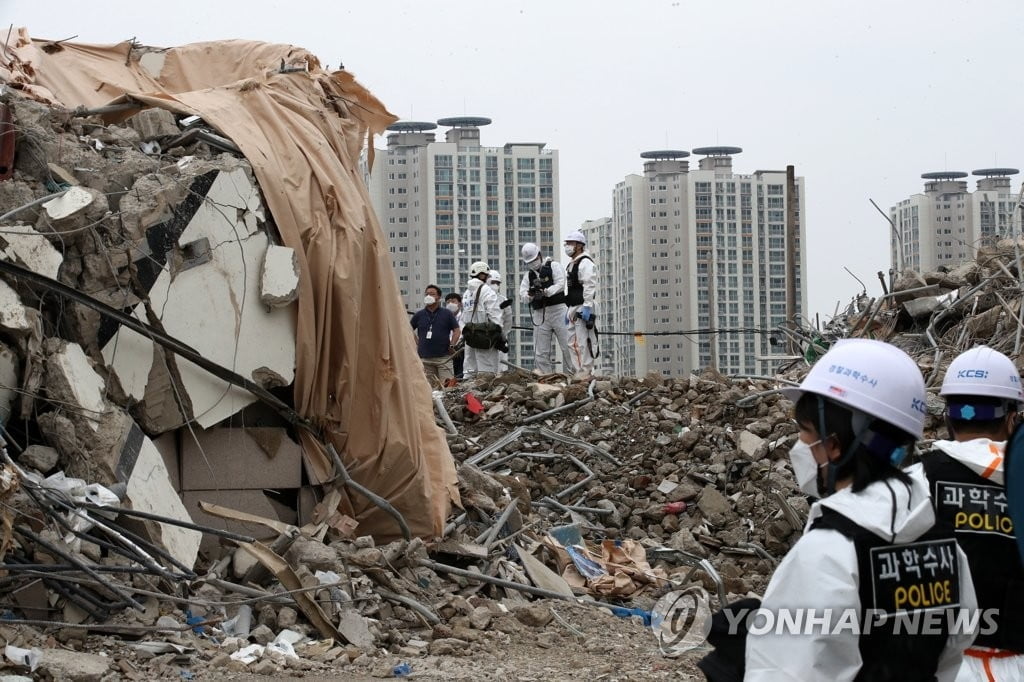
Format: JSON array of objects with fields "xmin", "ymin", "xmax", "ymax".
[{"xmin": 5, "ymin": 0, "xmax": 1024, "ymax": 322}]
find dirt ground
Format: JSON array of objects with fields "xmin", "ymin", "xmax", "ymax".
[{"xmin": 209, "ymin": 601, "xmax": 706, "ymax": 681}]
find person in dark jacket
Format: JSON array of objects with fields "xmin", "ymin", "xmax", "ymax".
[{"xmin": 410, "ymin": 284, "xmax": 460, "ymax": 386}]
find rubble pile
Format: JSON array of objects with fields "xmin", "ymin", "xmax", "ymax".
[
  {"xmin": 805, "ymin": 246, "xmax": 1024, "ymax": 436},
  {"xmin": 440, "ymin": 370, "xmax": 805, "ymax": 599}
]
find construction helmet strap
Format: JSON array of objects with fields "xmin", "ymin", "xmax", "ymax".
[{"xmin": 946, "ymin": 401, "xmax": 1010, "ymax": 421}]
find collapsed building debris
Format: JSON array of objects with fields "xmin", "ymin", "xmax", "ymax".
[{"xmin": 2, "ymin": 23, "xmax": 1021, "ymax": 682}]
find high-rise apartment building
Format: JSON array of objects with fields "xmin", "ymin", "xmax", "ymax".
[
  {"xmin": 890, "ymin": 169, "xmax": 1021, "ymax": 272},
  {"xmin": 582, "ymin": 148, "xmax": 807, "ymax": 378},
  {"xmin": 365, "ymin": 118, "xmax": 560, "ymax": 369}
]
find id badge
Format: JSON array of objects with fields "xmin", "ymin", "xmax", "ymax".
[{"xmin": 426, "ymin": 330, "xmax": 433, "ymax": 340}]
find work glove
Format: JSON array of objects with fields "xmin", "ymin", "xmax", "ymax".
[
  {"xmin": 499, "ymin": 299, "xmax": 512, "ymax": 309},
  {"xmin": 581, "ymin": 306, "xmax": 592, "ymax": 322},
  {"xmin": 496, "ymin": 337, "xmax": 509, "ymax": 353}
]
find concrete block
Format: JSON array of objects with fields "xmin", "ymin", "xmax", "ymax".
[
  {"xmin": 129, "ymin": 108, "xmax": 179, "ymax": 141},
  {"xmin": 180, "ymin": 427, "xmax": 302, "ymax": 491},
  {"xmin": 260, "ymin": 245, "xmax": 299, "ymax": 307},
  {"xmin": 102, "ymin": 168, "xmax": 295, "ymax": 431},
  {"xmin": 0, "ymin": 223, "xmax": 63, "ymax": 279},
  {"xmin": 42, "ymin": 185, "xmax": 93, "ymax": 223},
  {"xmin": 0, "ymin": 279, "xmax": 33, "ymax": 336},
  {"xmin": 18, "ymin": 445, "xmax": 58, "ymax": 473},
  {"xmin": 38, "ymin": 648, "xmax": 109, "ymax": 681},
  {"xmin": 44, "ymin": 341, "xmax": 106, "ymax": 431},
  {"xmin": 124, "ymin": 428, "xmax": 201, "ymax": 569},
  {"xmin": 738, "ymin": 430, "xmax": 766, "ymax": 458},
  {"xmin": 0, "ymin": 342, "xmax": 19, "ymax": 424}
]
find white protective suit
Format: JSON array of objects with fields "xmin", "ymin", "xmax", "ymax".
[
  {"xmin": 565, "ymin": 251, "xmax": 598, "ymax": 377},
  {"xmin": 490, "ymin": 281, "xmax": 514, "ymax": 368},
  {"xmin": 518, "ymin": 258, "xmax": 573, "ymax": 374},
  {"xmin": 460, "ymin": 278, "xmax": 502, "ymax": 376},
  {"xmin": 927, "ymin": 438, "xmax": 1024, "ymax": 682},
  {"xmin": 745, "ymin": 465, "xmax": 978, "ymax": 681}
]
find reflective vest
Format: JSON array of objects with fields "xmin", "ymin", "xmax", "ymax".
[
  {"xmin": 565, "ymin": 255, "xmax": 592, "ymax": 307},
  {"xmin": 810, "ymin": 508, "xmax": 958, "ymax": 681},
  {"xmin": 922, "ymin": 450, "xmax": 1024, "ymax": 652}
]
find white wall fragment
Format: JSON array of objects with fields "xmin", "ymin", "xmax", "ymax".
[
  {"xmin": 102, "ymin": 168, "xmax": 296, "ymax": 430},
  {"xmin": 0, "ymin": 224, "xmax": 64, "ymax": 279},
  {"xmin": 260, "ymin": 245, "xmax": 300, "ymax": 307}
]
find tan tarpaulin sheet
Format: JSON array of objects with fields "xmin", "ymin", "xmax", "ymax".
[{"xmin": 2, "ymin": 29, "xmax": 459, "ymax": 540}]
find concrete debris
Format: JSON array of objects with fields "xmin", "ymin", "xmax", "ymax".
[
  {"xmin": 128, "ymin": 108, "xmax": 180, "ymax": 141},
  {"xmin": 0, "ymin": 223, "xmax": 63, "ymax": 278},
  {"xmin": 260, "ymin": 244, "xmax": 300, "ymax": 307}
]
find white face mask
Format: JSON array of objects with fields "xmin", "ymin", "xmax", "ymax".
[
  {"xmin": 424, "ymin": 295, "xmax": 436, "ymax": 306},
  {"xmin": 446, "ymin": 303, "xmax": 459, "ymax": 313},
  {"xmin": 527, "ymin": 258, "xmax": 542, "ymax": 271},
  {"xmin": 564, "ymin": 244, "xmax": 576, "ymax": 257},
  {"xmin": 489, "ymin": 282, "xmax": 499, "ymax": 290},
  {"xmin": 788, "ymin": 439, "xmax": 825, "ymax": 498}
]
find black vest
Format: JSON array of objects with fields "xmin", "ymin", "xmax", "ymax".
[
  {"xmin": 922, "ymin": 450, "xmax": 1024, "ymax": 651},
  {"xmin": 809, "ymin": 509, "xmax": 959, "ymax": 681},
  {"xmin": 565, "ymin": 255, "xmax": 592, "ymax": 306},
  {"xmin": 527, "ymin": 261, "xmax": 566, "ymax": 310}
]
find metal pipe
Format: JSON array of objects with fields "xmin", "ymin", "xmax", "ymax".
[
  {"xmin": 624, "ymin": 389, "xmax": 652, "ymax": 407},
  {"xmin": 480, "ymin": 497, "xmax": 519, "ymax": 548},
  {"xmin": 324, "ymin": 442, "xmax": 411, "ymax": 541},
  {"xmin": 70, "ymin": 101, "xmax": 145, "ymax": 118},
  {"xmin": 432, "ymin": 391, "xmax": 458, "ymax": 435},
  {"xmin": 856, "ymin": 284, "xmax": 940, "ymax": 338},
  {"xmin": 79, "ymin": 502, "xmax": 256, "ymax": 543},
  {"xmin": 14, "ymin": 527, "xmax": 143, "ymax": 610},
  {"xmin": 522, "ymin": 380, "xmax": 597, "ymax": 425},
  {"xmin": 481, "ymin": 452, "xmax": 594, "ymax": 500},
  {"xmin": 377, "ymin": 588, "xmax": 441, "ymax": 625},
  {"xmin": 418, "ymin": 558, "xmax": 579, "ymax": 601},
  {"xmin": 870, "ymin": 197, "xmax": 903, "ymax": 273},
  {"xmin": 0, "ymin": 190, "xmax": 69, "ymax": 223},
  {"xmin": 531, "ymin": 500, "xmax": 613, "ymax": 516}
]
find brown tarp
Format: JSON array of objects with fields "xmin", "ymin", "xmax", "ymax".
[{"xmin": 1, "ymin": 29, "xmax": 459, "ymax": 540}]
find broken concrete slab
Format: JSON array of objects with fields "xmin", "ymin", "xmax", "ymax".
[
  {"xmin": 0, "ymin": 224, "xmax": 63, "ymax": 279},
  {"xmin": 38, "ymin": 648, "xmax": 109, "ymax": 681},
  {"xmin": 738, "ymin": 430, "xmax": 766, "ymax": 458},
  {"xmin": 102, "ymin": 168, "xmax": 295, "ymax": 432},
  {"xmin": 129, "ymin": 108, "xmax": 179, "ymax": 141},
  {"xmin": 18, "ymin": 445, "xmax": 58, "ymax": 474},
  {"xmin": 39, "ymin": 186, "xmax": 108, "ymax": 236},
  {"xmin": 260, "ymin": 245, "xmax": 300, "ymax": 307},
  {"xmin": 123, "ymin": 427, "xmax": 202, "ymax": 569},
  {"xmin": 44, "ymin": 340, "xmax": 107, "ymax": 431},
  {"xmin": 0, "ymin": 279, "xmax": 34, "ymax": 336}
]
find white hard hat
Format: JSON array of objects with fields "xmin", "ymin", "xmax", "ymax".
[
  {"xmin": 782, "ymin": 339, "xmax": 926, "ymax": 440},
  {"xmin": 488, "ymin": 269, "xmax": 502, "ymax": 283},
  {"xmin": 469, "ymin": 261, "xmax": 491, "ymax": 278},
  {"xmin": 940, "ymin": 346, "xmax": 1023, "ymax": 404},
  {"xmin": 565, "ymin": 230, "xmax": 587, "ymax": 246},
  {"xmin": 521, "ymin": 243, "xmax": 540, "ymax": 263}
]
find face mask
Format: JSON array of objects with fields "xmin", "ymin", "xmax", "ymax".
[
  {"xmin": 489, "ymin": 282, "xmax": 499, "ymax": 290},
  {"xmin": 527, "ymin": 258, "xmax": 542, "ymax": 271},
  {"xmin": 564, "ymin": 244, "xmax": 576, "ymax": 257},
  {"xmin": 446, "ymin": 303, "xmax": 459, "ymax": 313},
  {"xmin": 788, "ymin": 439, "xmax": 825, "ymax": 498},
  {"xmin": 424, "ymin": 295, "xmax": 436, "ymax": 306}
]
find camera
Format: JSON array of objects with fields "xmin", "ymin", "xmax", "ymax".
[{"xmin": 528, "ymin": 284, "xmax": 545, "ymax": 298}]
